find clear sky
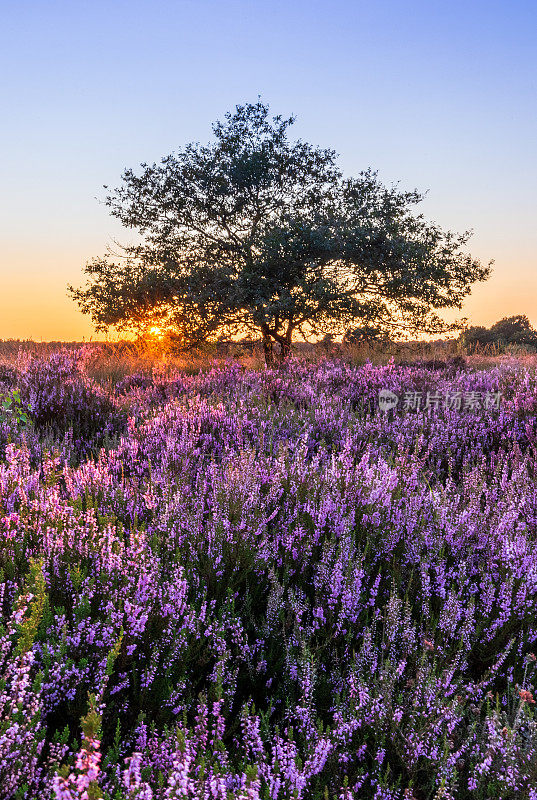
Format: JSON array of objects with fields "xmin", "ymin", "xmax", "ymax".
[{"xmin": 1, "ymin": 0, "xmax": 536, "ymax": 340}]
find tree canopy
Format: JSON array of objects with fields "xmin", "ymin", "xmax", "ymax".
[{"xmin": 70, "ymin": 100, "xmax": 491, "ymax": 362}]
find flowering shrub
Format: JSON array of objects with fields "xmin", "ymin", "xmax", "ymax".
[
  {"xmin": 1, "ymin": 356, "xmax": 537, "ymax": 797},
  {"xmin": 16, "ymin": 351, "xmax": 127, "ymax": 459}
]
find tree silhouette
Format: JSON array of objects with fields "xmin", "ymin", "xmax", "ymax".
[{"xmin": 70, "ymin": 101, "xmax": 491, "ymax": 363}]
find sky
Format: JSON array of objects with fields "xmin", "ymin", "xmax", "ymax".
[{"xmin": 0, "ymin": 0, "xmax": 536, "ymax": 340}]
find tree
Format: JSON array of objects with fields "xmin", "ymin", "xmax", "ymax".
[
  {"xmin": 70, "ymin": 100, "xmax": 491, "ymax": 364},
  {"xmin": 461, "ymin": 325, "xmax": 493, "ymax": 349},
  {"xmin": 489, "ymin": 315, "xmax": 537, "ymax": 346},
  {"xmin": 462, "ymin": 315, "xmax": 537, "ymax": 350}
]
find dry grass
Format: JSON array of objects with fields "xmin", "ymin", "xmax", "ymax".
[{"xmin": 1, "ymin": 337, "xmax": 537, "ymax": 382}]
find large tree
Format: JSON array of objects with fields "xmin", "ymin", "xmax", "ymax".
[{"xmin": 70, "ymin": 100, "xmax": 491, "ymax": 363}]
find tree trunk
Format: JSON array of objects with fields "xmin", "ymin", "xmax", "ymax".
[
  {"xmin": 280, "ymin": 338, "xmax": 292, "ymax": 361},
  {"xmin": 262, "ymin": 332, "xmax": 274, "ymax": 366},
  {"xmin": 277, "ymin": 325, "xmax": 294, "ymax": 362},
  {"xmin": 262, "ymin": 323, "xmax": 293, "ymax": 365}
]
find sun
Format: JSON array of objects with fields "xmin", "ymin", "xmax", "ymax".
[{"xmin": 149, "ymin": 326, "xmax": 164, "ymax": 339}]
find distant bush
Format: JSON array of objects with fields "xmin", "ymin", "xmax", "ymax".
[
  {"xmin": 462, "ymin": 314, "xmax": 537, "ymax": 351},
  {"xmin": 343, "ymin": 324, "xmax": 391, "ymax": 345}
]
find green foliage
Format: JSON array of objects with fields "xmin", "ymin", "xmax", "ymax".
[
  {"xmin": 1, "ymin": 388, "xmax": 30, "ymax": 427},
  {"xmin": 70, "ymin": 100, "xmax": 490, "ymax": 364},
  {"xmin": 16, "ymin": 558, "xmax": 47, "ymax": 655},
  {"xmin": 105, "ymin": 628, "xmax": 124, "ymax": 678},
  {"xmin": 81, "ymin": 692, "xmax": 103, "ymax": 743}
]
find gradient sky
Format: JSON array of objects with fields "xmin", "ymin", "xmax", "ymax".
[{"xmin": 1, "ymin": 0, "xmax": 536, "ymax": 340}]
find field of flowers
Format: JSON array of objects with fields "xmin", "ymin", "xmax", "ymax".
[{"xmin": 2, "ymin": 350, "xmax": 537, "ymax": 799}]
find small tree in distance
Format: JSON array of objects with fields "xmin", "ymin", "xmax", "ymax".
[
  {"xmin": 463, "ymin": 315, "xmax": 537, "ymax": 350},
  {"xmin": 70, "ymin": 100, "xmax": 491, "ymax": 364}
]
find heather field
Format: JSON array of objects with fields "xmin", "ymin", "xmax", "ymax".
[{"xmin": 3, "ymin": 350, "xmax": 537, "ymax": 800}]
